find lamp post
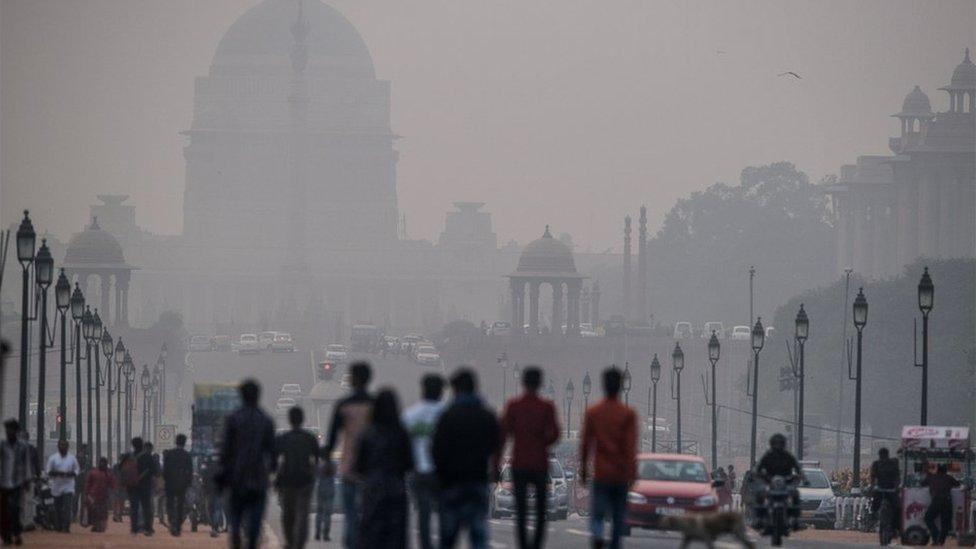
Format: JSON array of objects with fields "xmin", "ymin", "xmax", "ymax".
[
  {"xmin": 70, "ymin": 283, "xmax": 85, "ymax": 451},
  {"xmin": 513, "ymin": 363, "xmax": 521, "ymax": 393},
  {"xmin": 582, "ymin": 371, "xmax": 591, "ymax": 411},
  {"xmin": 113, "ymin": 340, "xmax": 126, "ymax": 456},
  {"xmin": 82, "ymin": 306, "xmax": 94, "ymax": 458},
  {"xmin": 650, "ymin": 355, "xmax": 661, "ymax": 452},
  {"xmin": 916, "ymin": 268, "xmax": 933, "ymax": 425},
  {"xmin": 123, "ymin": 354, "xmax": 135, "ymax": 447},
  {"xmin": 33, "ymin": 240, "xmax": 54, "ymax": 461},
  {"xmin": 152, "ymin": 365, "xmax": 161, "ymax": 441},
  {"xmin": 91, "ymin": 310, "xmax": 103, "ymax": 461},
  {"xmin": 671, "ymin": 343, "xmax": 684, "ymax": 453},
  {"xmin": 794, "ymin": 304, "xmax": 809, "ymax": 460},
  {"xmin": 851, "ymin": 288, "xmax": 868, "ymax": 490},
  {"xmin": 157, "ymin": 344, "xmax": 167, "ymax": 420},
  {"xmin": 141, "ymin": 364, "xmax": 151, "ymax": 439},
  {"xmin": 17, "ymin": 211, "xmax": 36, "ymax": 426},
  {"xmin": 565, "ymin": 380, "xmax": 574, "ymax": 438},
  {"xmin": 622, "ymin": 362, "xmax": 632, "ymax": 405},
  {"xmin": 749, "ymin": 317, "xmax": 765, "ymax": 467},
  {"xmin": 498, "ymin": 352, "xmax": 509, "ymax": 402},
  {"xmin": 101, "ymin": 330, "xmax": 114, "ymax": 463},
  {"xmin": 707, "ymin": 331, "xmax": 721, "ymax": 470},
  {"xmin": 55, "ymin": 269, "xmax": 71, "ymax": 441}
]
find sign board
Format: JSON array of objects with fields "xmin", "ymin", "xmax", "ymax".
[
  {"xmin": 155, "ymin": 424, "xmax": 177, "ymax": 451},
  {"xmin": 901, "ymin": 425, "xmax": 970, "ymax": 450}
]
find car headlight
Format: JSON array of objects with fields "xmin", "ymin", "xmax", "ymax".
[
  {"xmin": 497, "ymin": 489, "xmax": 511, "ymax": 497},
  {"xmin": 627, "ymin": 491, "xmax": 647, "ymax": 504},
  {"xmin": 695, "ymin": 494, "xmax": 718, "ymax": 507},
  {"xmin": 818, "ymin": 496, "xmax": 836, "ymax": 510}
]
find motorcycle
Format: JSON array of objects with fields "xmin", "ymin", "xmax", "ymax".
[
  {"xmin": 752, "ymin": 474, "xmax": 799, "ymax": 547},
  {"xmin": 32, "ymin": 478, "xmax": 57, "ymax": 531}
]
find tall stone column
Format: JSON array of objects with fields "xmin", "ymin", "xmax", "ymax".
[
  {"xmin": 100, "ymin": 276, "xmax": 111, "ymax": 326},
  {"xmin": 567, "ymin": 282, "xmax": 581, "ymax": 337},
  {"xmin": 528, "ymin": 282, "xmax": 540, "ymax": 334},
  {"xmin": 959, "ymin": 176, "xmax": 976, "ymax": 258},
  {"xmin": 918, "ymin": 174, "xmax": 937, "ymax": 258},
  {"xmin": 622, "ymin": 216, "xmax": 631, "ymax": 321},
  {"xmin": 939, "ymin": 177, "xmax": 955, "ymax": 258},
  {"xmin": 551, "ymin": 283, "xmax": 563, "ymax": 336},
  {"xmin": 591, "ymin": 282, "xmax": 601, "ymax": 327},
  {"xmin": 896, "ymin": 180, "xmax": 917, "ymax": 268},
  {"xmin": 637, "ymin": 206, "xmax": 648, "ymax": 324}
]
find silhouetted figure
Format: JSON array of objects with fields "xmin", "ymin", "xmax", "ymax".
[
  {"xmin": 85, "ymin": 457, "xmax": 115, "ymax": 532},
  {"xmin": 163, "ymin": 433, "xmax": 193, "ymax": 536},
  {"xmin": 275, "ymin": 406, "xmax": 319, "ymax": 549},
  {"xmin": 45, "ymin": 439, "xmax": 79, "ymax": 533},
  {"xmin": 123, "ymin": 437, "xmax": 156, "ymax": 535},
  {"xmin": 499, "ymin": 366, "xmax": 560, "ymax": 549},
  {"xmin": 432, "ymin": 369, "xmax": 500, "ymax": 549},
  {"xmin": 0, "ymin": 419, "xmax": 29, "ymax": 544},
  {"xmin": 314, "ymin": 459, "xmax": 336, "ymax": 541},
  {"xmin": 403, "ymin": 374, "xmax": 445, "ymax": 549},
  {"xmin": 218, "ymin": 379, "xmax": 275, "ymax": 549},
  {"xmin": 324, "ymin": 361, "xmax": 374, "ymax": 549},
  {"xmin": 355, "ymin": 389, "xmax": 414, "ymax": 549},
  {"xmin": 18, "ymin": 429, "xmax": 39, "ymax": 531},
  {"xmin": 923, "ymin": 463, "xmax": 960, "ymax": 545}
]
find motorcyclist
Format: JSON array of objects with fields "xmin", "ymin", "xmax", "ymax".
[
  {"xmin": 869, "ymin": 448, "xmax": 900, "ymax": 533},
  {"xmin": 752, "ymin": 433, "xmax": 803, "ymax": 530}
]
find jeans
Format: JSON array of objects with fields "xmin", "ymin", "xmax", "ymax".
[
  {"xmin": 166, "ymin": 489, "xmax": 187, "ymax": 534},
  {"xmin": 924, "ymin": 496, "xmax": 953, "ymax": 544},
  {"xmin": 278, "ymin": 485, "xmax": 313, "ymax": 549},
  {"xmin": 53, "ymin": 493, "xmax": 73, "ymax": 532},
  {"xmin": 439, "ymin": 482, "xmax": 489, "ymax": 549},
  {"xmin": 228, "ymin": 487, "xmax": 266, "ymax": 549},
  {"xmin": 210, "ymin": 493, "xmax": 225, "ymax": 533},
  {"xmin": 341, "ymin": 479, "xmax": 360, "ymax": 549},
  {"xmin": 315, "ymin": 486, "xmax": 334, "ymax": 540},
  {"xmin": 0, "ymin": 487, "xmax": 23, "ymax": 541},
  {"xmin": 590, "ymin": 482, "xmax": 628, "ymax": 549},
  {"xmin": 409, "ymin": 473, "xmax": 439, "ymax": 549},
  {"xmin": 128, "ymin": 487, "xmax": 154, "ymax": 533},
  {"xmin": 513, "ymin": 470, "xmax": 548, "ymax": 549}
]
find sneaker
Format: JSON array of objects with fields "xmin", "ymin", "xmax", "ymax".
[{"xmin": 210, "ymin": 531, "xmax": 219, "ymax": 538}]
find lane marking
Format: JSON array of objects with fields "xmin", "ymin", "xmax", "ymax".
[{"xmin": 565, "ymin": 527, "xmax": 589, "ymax": 536}]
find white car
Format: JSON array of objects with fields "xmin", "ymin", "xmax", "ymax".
[
  {"xmin": 703, "ymin": 322, "xmax": 725, "ymax": 339},
  {"xmin": 673, "ymin": 321, "xmax": 694, "ymax": 339},
  {"xmin": 579, "ymin": 323, "xmax": 599, "ymax": 337},
  {"xmin": 271, "ymin": 333, "xmax": 294, "ymax": 352},
  {"xmin": 414, "ymin": 345, "xmax": 441, "ymax": 366},
  {"xmin": 258, "ymin": 331, "xmax": 277, "ymax": 350},
  {"xmin": 280, "ymin": 383, "xmax": 302, "ymax": 397},
  {"xmin": 238, "ymin": 333, "xmax": 261, "ymax": 354},
  {"xmin": 324, "ymin": 344, "xmax": 348, "ymax": 364},
  {"xmin": 188, "ymin": 334, "xmax": 211, "ymax": 352},
  {"xmin": 275, "ymin": 397, "xmax": 296, "ymax": 414},
  {"xmin": 731, "ymin": 325, "xmax": 751, "ymax": 340}
]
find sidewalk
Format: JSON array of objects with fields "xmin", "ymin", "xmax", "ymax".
[
  {"xmin": 791, "ymin": 527, "xmax": 970, "ymax": 547},
  {"xmin": 23, "ymin": 518, "xmax": 280, "ymax": 548}
]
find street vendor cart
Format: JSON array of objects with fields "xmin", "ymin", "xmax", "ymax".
[{"xmin": 899, "ymin": 425, "xmax": 974, "ymax": 546}]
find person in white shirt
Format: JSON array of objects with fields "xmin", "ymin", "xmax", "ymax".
[
  {"xmin": 401, "ymin": 374, "xmax": 445, "ymax": 549},
  {"xmin": 45, "ymin": 440, "xmax": 79, "ymax": 533}
]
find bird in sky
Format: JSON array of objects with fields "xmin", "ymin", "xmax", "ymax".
[{"xmin": 778, "ymin": 71, "xmax": 802, "ymax": 79}]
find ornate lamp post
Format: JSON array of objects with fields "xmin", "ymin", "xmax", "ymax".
[
  {"xmin": 564, "ymin": 380, "xmax": 574, "ymax": 438},
  {"xmin": 513, "ymin": 363, "xmax": 521, "ymax": 391},
  {"xmin": 113, "ymin": 340, "xmax": 126, "ymax": 456},
  {"xmin": 851, "ymin": 288, "xmax": 868, "ymax": 490},
  {"xmin": 794, "ymin": 304, "xmax": 809, "ymax": 460},
  {"xmin": 152, "ymin": 365, "xmax": 162, "ymax": 440},
  {"xmin": 70, "ymin": 283, "xmax": 85, "ymax": 450},
  {"xmin": 916, "ymin": 268, "xmax": 933, "ymax": 425},
  {"xmin": 140, "ymin": 364, "xmax": 151, "ymax": 439},
  {"xmin": 650, "ymin": 354, "xmax": 661, "ymax": 452},
  {"xmin": 582, "ymin": 371, "xmax": 591, "ymax": 411},
  {"xmin": 101, "ymin": 330, "xmax": 114, "ymax": 462},
  {"xmin": 123, "ymin": 354, "xmax": 135, "ymax": 447},
  {"xmin": 33, "ymin": 240, "xmax": 54, "ymax": 462},
  {"xmin": 707, "ymin": 332, "xmax": 721, "ymax": 469},
  {"xmin": 670, "ymin": 343, "xmax": 685, "ymax": 454},
  {"xmin": 622, "ymin": 363, "xmax": 632, "ymax": 405},
  {"xmin": 82, "ymin": 306, "xmax": 94, "ymax": 457},
  {"xmin": 498, "ymin": 352, "xmax": 509, "ymax": 402},
  {"xmin": 16, "ymin": 211, "xmax": 36, "ymax": 426},
  {"xmin": 55, "ymin": 269, "xmax": 71, "ymax": 441},
  {"xmin": 157, "ymin": 344, "xmax": 167, "ymax": 420},
  {"xmin": 749, "ymin": 317, "xmax": 765, "ymax": 467},
  {"xmin": 90, "ymin": 310, "xmax": 103, "ymax": 461}
]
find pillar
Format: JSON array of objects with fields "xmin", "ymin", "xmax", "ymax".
[
  {"xmin": 896, "ymin": 180, "xmax": 917, "ymax": 268},
  {"xmin": 567, "ymin": 282, "xmax": 581, "ymax": 336},
  {"xmin": 528, "ymin": 281, "xmax": 540, "ymax": 334},
  {"xmin": 100, "ymin": 275, "xmax": 111, "ymax": 326},
  {"xmin": 622, "ymin": 216, "xmax": 631, "ymax": 321},
  {"xmin": 637, "ymin": 206, "xmax": 648, "ymax": 324},
  {"xmin": 591, "ymin": 282, "xmax": 601, "ymax": 327},
  {"xmin": 959, "ymin": 176, "xmax": 976, "ymax": 258},
  {"xmin": 918, "ymin": 173, "xmax": 938, "ymax": 258},
  {"xmin": 551, "ymin": 282, "xmax": 563, "ymax": 336},
  {"xmin": 939, "ymin": 177, "xmax": 956, "ymax": 258}
]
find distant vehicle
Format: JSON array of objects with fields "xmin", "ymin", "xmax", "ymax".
[
  {"xmin": 238, "ymin": 334, "xmax": 261, "ymax": 354},
  {"xmin": 317, "ymin": 360, "xmax": 336, "ymax": 381},
  {"xmin": 414, "ymin": 345, "xmax": 441, "ymax": 366},
  {"xmin": 350, "ymin": 324, "xmax": 380, "ymax": 353},
  {"xmin": 399, "ymin": 334, "xmax": 424, "ymax": 353},
  {"xmin": 731, "ymin": 325, "xmax": 751, "ymax": 340},
  {"xmin": 280, "ymin": 383, "xmax": 302, "ymax": 397},
  {"xmin": 579, "ymin": 323, "xmax": 599, "ymax": 338},
  {"xmin": 765, "ymin": 326, "xmax": 776, "ymax": 340},
  {"xmin": 191, "ymin": 383, "xmax": 240, "ymax": 458},
  {"xmin": 258, "ymin": 331, "xmax": 277, "ymax": 350},
  {"xmin": 604, "ymin": 315, "xmax": 626, "ymax": 336},
  {"xmin": 625, "ymin": 453, "xmax": 720, "ymax": 532},
  {"xmin": 324, "ymin": 344, "xmax": 349, "ymax": 364},
  {"xmin": 275, "ymin": 397, "xmax": 296, "ymax": 414},
  {"xmin": 188, "ymin": 335, "xmax": 211, "ymax": 352},
  {"xmin": 673, "ymin": 322, "xmax": 694, "ymax": 339},
  {"xmin": 797, "ymin": 464, "xmax": 836, "ymax": 529},
  {"xmin": 489, "ymin": 321, "xmax": 512, "ymax": 336},
  {"xmin": 491, "ymin": 458, "xmax": 569, "ymax": 520},
  {"xmin": 211, "ymin": 335, "xmax": 233, "ymax": 351},
  {"xmin": 271, "ymin": 333, "xmax": 294, "ymax": 352},
  {"xmin": 703, "ymin": 322, "xmax": 725, "ymax": 339}
]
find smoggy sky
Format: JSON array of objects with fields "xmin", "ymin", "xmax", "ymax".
[{"xmin": 1, "ymin": 0, "xmax": 972, "ymax": 250}]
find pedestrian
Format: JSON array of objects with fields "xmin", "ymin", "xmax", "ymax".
[
  {"xmin": 274, "ymin": 406, "xmax": 319, "ymax": 549},
  {"xmin": 18, "ymin": 429, "xmax": 39, "ymax": 532},
  {"xmin": 85, "ymin": 457, "xmax": 115, "ymax": 532},
  {"xmin": 499, "ymin": 366, "xmax": 560, "ymax": 549},
  {"xmin": 727, "ymin": 464, "xmax": 737, "ymax": 492},
  {"xmin": 217, "ymin": 379, "xmax": 275, "ymax": 549},
  {"xmin": 402, "ymin": 374, "xmax": 445, "ymax": 549},
  {"xmin": 579, "ymin": 367, "xmax": 637, "ymax": 549},
  {"xmin": 147, "ymin": 442, "xmax": 166, "ymax": 527},
  {"xmin": 923, "ymin": 463, "xmax": 960, "ymax": 545},
  {"xmin": 432, "ymin": 368, "xmax": 501, "ymax": 549},
  {"xmin": 112, "ymin": 453, "xmax": 128, "ymax": 522},
  {"xmin": 324, "ymin": 361, "xmax": 374, "ymax": 549},
  {"xmin": 354, "ymin": 389, "xmax": 414, "ymax": 549},
  {"xmin": 0, "ymin": 419, "xmax": 30, "ymax": 545},
  {"xmin": 123, "ymin": 437, "xmax": 156, "ymax": 535},
  {"xmin": 45, "ymin": 439, "xmax": 79, "ymax": 533},
  {"xmin": 314, "ymin": 458, "xmax": 336, "ymax": 542},
  {"xmin": 200, "ymin": 457, "xmax": 224, "ymax": 538},
  {"xmin": 163, "ymin": 433, "xmax": 193, "ymax": 536},
  {"xmin": 75, "ymin": 443, "xmax": 89, "ymax": 526}
]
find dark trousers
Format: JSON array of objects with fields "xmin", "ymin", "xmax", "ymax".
[
  {"xmin": 279, "ymin": 485, "xmax": 313, "ymax": 549},
  {"xmin": 590, "ymin": 482, "xmax": 628, "ymax": 549},
  {"xmin": 341, "ymin": 480, "xmax": 360, "ymax": 549},
  {"xmin": 166, "ymin": 488, "xmax": 187, "ymax": 534},
  {"xmin": 228, "ymin": 487, "xmax": 266, "ymax": 549},
  {"xmin": 53, "ymin": 493, "xmax": 73, "ymax": 532},
  {"xmin": 439, "ymin": 482, "xmax": 489, "ymax": 549},
  {"xmin": 128, "ymin": 487, "xmax": 154, "ymax": 533},
  {"xmin": 315, "ymin": 487, "xmax": 334, "ymax": 540},
  {"xmin": 513, "ymin": 470, "xmax": 548, "ymax": 549},
  {"xmin": 357, "ymin": 478, "xmax": 408, "ymax": 549},
  {"xmin": 0, "ymin": 487, "xmax": 22, "ymax": 541},
  {"xmin": 409, "ymin": 473, "xmax": 438, "ymax": 549},
  {"xmin": 924, "ymin": 496, "xmax": 953, "ymax": 544}
]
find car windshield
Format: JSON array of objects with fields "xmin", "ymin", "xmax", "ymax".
[
  {"xmin": 802, "ymin": 469, "xmax": 831, "ymax": 489},
  {"xmin": 241, "ymin": 335, "xmax": 256, "ymax": 341},
  {"xmin": 191, "ymin": 335, "xmax": 208, "ymax": 343},
  {"xmin": 500, "ymin": 467, "xmax": 512, "ymax": 482},
  {"xmin": 275, "ymin": 334, "xmax": 290, "ymax": 340},
  {"xmin": 549, "ymin": 460, "xmax": 564, "ymax": 479},
  {"xmin": 282, "ymin": 384, "xmax": 300, "ymax": 391},
  {"xmin": 418, "ymin": 346, "xmax": 436, "ymax": 354},
  {"xmin": 327, "ymin": 345, "xmax": 345, "ymax": 352},
  {"xmin": 637, "ymin": 459, "xmax": 709, "ymax": 483}
]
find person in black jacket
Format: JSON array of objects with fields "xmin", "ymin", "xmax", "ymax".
[
  {"xmin": 163, "ymin": 434, "xmax": 193, "ymax": 536},
  {"xmin": 274, "ymin": 406, "xmax": 319, "ymax": 549},
  {"xmin": 432, "ymin": 369, "xmax": 500, "ymax": 549}
]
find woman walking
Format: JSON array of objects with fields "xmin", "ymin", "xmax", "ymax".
[{"xmin": 85, "ymin": 457, "xmax": 116, "ymax": 532}]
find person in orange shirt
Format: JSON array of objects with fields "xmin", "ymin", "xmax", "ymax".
[{"xmin": 579, "ymin": 367, "xmax": 637, "ymax": 549}]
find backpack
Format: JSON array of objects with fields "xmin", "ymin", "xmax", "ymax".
[{"xmin": 120, "ymin": 456, "xmax": 141, "ymax": 489}]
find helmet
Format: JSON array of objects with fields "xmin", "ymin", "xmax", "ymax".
[{"xmin": 769, "ymin": 433, "xmax": 787, "ymax": 449}]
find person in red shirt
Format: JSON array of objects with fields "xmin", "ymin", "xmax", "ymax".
[
  {"xmin": 579, "ymin": 367, "xmax": 637, "ymax": 549},
  {"xmin": 85, "ymin": 457, "xmax": 116, "ymax": 533},
  {"xmin": 499, "ymin": 366, "xmax": 560, "ymax": 549}
]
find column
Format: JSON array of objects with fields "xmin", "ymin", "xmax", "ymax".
[
  {"xmin": 510, "ymin": 281, "xmax": 519, "ymax": 330},
  {"xmin": 918, "ymin": 173, "xmax": 938, "ymax": 258},
  {"xmin": 528, "ymin": 281, "xmax": 540, "ymax": 334},
  {"xmin": 115, "ymin": 282, "xmax": 123, "ymax": 328},
  {"xmin": 567, "ymin": 282, "xmax": 581, "ymax": 336},
  {"xmin": 851, "ymin": 192, "xmax": 867, "ymax": 275},
  {"xmin": 592, "ymin": 283, "xmax": 601, "ymax": 327},
  {"xmin": 960, "ymin": 176, "xmax": 976, "ymax": 258},
  {"xmin": 896, "ymin": 180, "xmax": 917, "ymax": 268},
  {"xmin": 939, "ymin": 176, "xmax": 955, "ymax": 258},
  {"xmin": 100, "ymin": 275, "xmax": 111, "ymax": 326},
  {"xmin": 551, "ymin": 282, "xmax": 563, "ymax": 335}
]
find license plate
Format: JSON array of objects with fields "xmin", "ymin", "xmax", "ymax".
[
  {"xmin": 801, "ymin": 510, "xmax": 815, "ymax": 518},
  {"xmin": 655, "ymin": 507, "xmax": 686, "ymax": 516}
]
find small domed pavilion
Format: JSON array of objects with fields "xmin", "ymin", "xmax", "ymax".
[
  {"xmin": 62, "ymin": 218, "xmax": 135, "ymax": 327},
  {"xmin": 507, "ymin": 226, "xmax": 586, "ymax": 336}
]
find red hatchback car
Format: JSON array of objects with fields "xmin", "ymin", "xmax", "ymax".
[{"xmin": 626, "ymin": 453, "xmax": 722, "ymax": 530}]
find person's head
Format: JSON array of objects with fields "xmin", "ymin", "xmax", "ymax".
[
  {"xmin": 175, "ymin": 434, "xmax": 187, "ymax": 448},
  {"xmin": 18, "ymin": 429, "xmax": 28, "ymax": 443},
  {"xmin": 240, "ymin": 379, "xmax": 260, "ymax": 406},
  {"xmin": 728, "ymin": 464, "xmax": 734, "ymax": 472},
  {"xmin": 522, "ymin": 367, "xmax": 543, "ymax": 393},
  {"xmin": 288, "ymin": 406, "xmax": 304, "ymax": 428},
  {"xmin": 146, "ymin": 442, "xmax": 154, "ymax": 454},
  {"xmin": 421, "ymin": 374, "xmax": 444, "ymax": 402},
  {"xmin": 4, "ymin": 419, "xmax": 19, "ymax": 440},
  {"xmin": 450, "ymin": 368, "xmax": 477, "ymax": 396},
  {"xmin": 350, "ymin": 361, "xmax": 372, "ymax": 390},
  {"xmin": 58, "ymin": 439, "xmax": 69, "ymax": 455},
  {"xmin": 98, "ymin": 456, "xmax": 108, "ymax": 470},
  {"xmin": 937, "ymin": 463, "xmax": 948, "ymax": 475},
  {"xmin": 602, "ymin": 367, "xmax": 622, "ymax": 398},
  {"xmin": 131, "ymin": 437, "xmax": 144, "ymax": 453},
  {"xmin": 769, "ymin": 433, "xmax": 787, "ymax": 451},
  {"xmin": 878, "ymin": 447, "xmax": 889, "ymax": 460},
  {"xmin": 372, "ymin": 389, "xmax": 402, "ymax": 429}
]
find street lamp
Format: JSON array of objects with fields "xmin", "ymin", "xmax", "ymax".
[
  {"xmin": 498, "ymin": 352, "xmax": 509, "ymax": 402},
  {"xmin": 916, "ymin": 268, "xmax": 933, "ymax": 425},
  {"xmin": 70, "ymin": 283, "xmax": 85, "ymax": 451},
  {"xmin": 16, "ymin": 211, "xmax": 36, "ymax": 426},
  {"xmin": 101, "ymin": 329, "xmax": 114, "ymax": 462},
  {"xmin": 34, "ymin": 240, "xmax": 54, "ymax": 462},
  {"xmin": 113, "ymin": 339, "xmax": 125, "ymax": 456},
  {"xmin": 582, "ymin": 371, "xmax": 591, "ymax": 411},
  {"xmin": 123, "ymin": 352, "xmax": 135, "ymax": 446},
  {"xmin": 670, "ymin": 342, "xmax": 684, "ymax": 454},
  {"xmin": 140, "ymin": 364, "xmax": 151, "ymax": 439},
  {"xmin": 152, "ymin": 365, "xmax": 162, "ymax": 441},
  {"xmin": 650, "ymin": 355, "xmax": 661, "ymax": 452},
  {"xmin": 564, "ymin": 380, "xmax": 574, "ymax": 437},
  {"xmin": 622, "ymin": 363, "xmax": 632, "ymax": 405},
  {"xmin": 157, "ymin": 344, "xmax": 167, "ymax": 420},
  {"xmin": 749, "ymin": 317, "xmax": 765, "ymax": 467},
  {"xmin": 82, "ymin": 306, "xmax": 95, "ymax": 457},
  {"xmin": 91, "ymin": 309, "xmax": 104, "ymax": 461},
  {"xmin": 851, "ymin": 288, "xmax": 868, "ymax": 489},
  {"xmin": 707, "ymin": 331, "xmax": 721, "ymax": 469},
  {"xmin": 55, "ymin": 269, "xmax": 71, "ymax": 440},
  {"xmin": 794, "ymin": 304, "xmax": 809, "ymax": 460}
]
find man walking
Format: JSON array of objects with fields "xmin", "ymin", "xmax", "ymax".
[
  {"xmin": 432, "ymin": 369, "xmax": 500, "ymax": 549},
  {"xmin": 18, "ymin": 430, "xmax": 38, "ymax": 532},
  {"xmin": 218, "ymin": 379, "xmax": 275, "ymax": 549},
  {"xmin": 0, "ymin": 420, "xmax": 30, "ymax": 545},
  {"xmin": 125, "ymin": 437, "xmax": 156, "ymax": 535},
  {"xmin": 45, "ymin": 439, "xmax": 79, "ymax": 533},
  {"xmin": 323, "ymin": 361, "xmax": 373, "ymax": 549},
  {"xmin": 499, "ymin": 367, "xmax": 560, "ymax": 549},
  {"xmin": 163, "ymin": 433, "xmax": 193, "ymax": 536},
  {"xmin": 402, "ymin": 374, "xmax": 445, "ymax": 549},
  {"xmin": 923, "ymin": 463, "xmax": 960, "ymax": 545},
  {"xmin": 579, "ymin": 367, "xmax": 637, "ymax": 549},
  {"xmin": 274, "ymin": 406, "xmax": 319, "ymax": 549}
]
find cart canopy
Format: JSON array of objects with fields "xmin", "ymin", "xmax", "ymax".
[{"xmin": 901, "ymin": 426, "xmax": 970, "ymax": 450}]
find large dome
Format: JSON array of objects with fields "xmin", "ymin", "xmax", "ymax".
[
  {"xmin": 212, "ymin": 0, "xmax": 375, "ymax": 78},
  {"xmin": 516, "ymin": 227, "xmax": 577, "ymax": 274},
  {"xmin": 63, "ymin": 219, "xmax": 126, "ymax": 267},
  {"xmin": 948, "ymin": 48, "xmax": 975, "ymax": 90},
  {"xmin": 900, "ymin": 86, "xmax": 932, "ymax": 115}
]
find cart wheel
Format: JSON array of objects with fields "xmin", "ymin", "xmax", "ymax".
[{"xmin": 902, "ymin": 525, "xmax": 930, "ymax": 546}]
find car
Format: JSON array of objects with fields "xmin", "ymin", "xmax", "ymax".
[
  {"xmin": 280, "ymin": 383, "xmax": 302, "ymax": 397},
  {"xmin": 188, "ymin": 334, "xmax": 211, "ymax": 352},
  {"xmin": 238, "ymin": 333, "xmax": 261, "ymax": 354},
  {"xmin": 673, "ymin": 322, "xmax": 694, "ymax": 339},
  {"xmin": 211, "ymin": 335, "xmax": 233, "ymax": 351},
  {"xmin": 797, "ymin": 464, "xmax": 837, "ymax": 529},
  {"xmin": 317, "ymin": 361, "xmax": 337, "ymax": 381},
  {"xmin": 414, "ymin": 345, "xmax": 441, "ymax": 366},
  {"xmin": 275, "ymin": 397, "xmax": 296, "ymax": 414},
  {"xmin": 703, "ymin": 322, "xmax": 725, "ymax": 339},
  {"xmin": 625, "ymin": 453, "xmax": 721, "ymax": 531},
  {"xmin": 579, "ymin": 323, "xmax": 599, "ymax": 338},
  {"xmin": 489, "ymin": 321, "xmax": 512, "ymax": 336},
  {"xmin": 271, "ymin": 332, "xmax": 294, "ymax": 352},
  {"xmin": 324, "ymin": 344, "xmax": 349, "ymax": 364},
  {"xmin": 258, "ymin": 331, "xmax": 277, "ymax": 350},
  {"xmin": 490, "ymin": 459, "xmax": 569, "ymax": 520},
  {"xmin": 731, "ymin": 325, "xmax": 751, "ymax": 340},
  {"xmin": 765, "ymin": 326, "xmax": 776, "ymax": 340},
  {"xmin": 399, "ymin": 335, "xmax": 424, "ymax": 353}
]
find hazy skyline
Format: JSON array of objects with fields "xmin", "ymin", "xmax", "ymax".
[{"xmin": 2, "ymin": 0, "xmax": 973, "ymax": 250}]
